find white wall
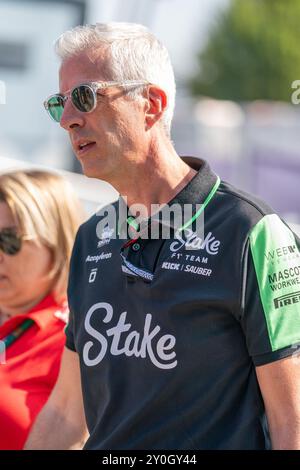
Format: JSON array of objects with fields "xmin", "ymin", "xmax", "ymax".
[{"xmin": 0, "ymin": 156, "xmax": 118, "ymax": 218}]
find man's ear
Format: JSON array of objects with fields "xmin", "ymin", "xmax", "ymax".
[{"xmin": 144, "ymin": 85, "xmax": 167, "ymax": 130}]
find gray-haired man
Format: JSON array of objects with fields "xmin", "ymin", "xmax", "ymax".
[{"xmin": 25, "ymin": 22, "xmax": 300, "ymax": 450}]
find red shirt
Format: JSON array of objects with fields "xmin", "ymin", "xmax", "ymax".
[{"xmin": 0, "ymin": 294, "xmax": 67, "ymax": 449}]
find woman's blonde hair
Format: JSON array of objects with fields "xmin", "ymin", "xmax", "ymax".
[{"xmin": 0, "ymin": 170, "xmax": 84, "ymax": 302}]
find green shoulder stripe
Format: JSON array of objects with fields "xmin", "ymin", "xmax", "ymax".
[{"xmin": 249, "ymin": 214, "xmax": 300, "ymax": 351}]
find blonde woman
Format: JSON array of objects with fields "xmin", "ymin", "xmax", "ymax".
[{"xmin": 0, "ymin": 170, "xmax": 84, "ymax": 449}]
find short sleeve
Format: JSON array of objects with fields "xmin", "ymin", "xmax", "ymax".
[
  {"xmin": 241, "ymin": 214, "xmax": 300, "ymax": 366},
  {"xmin": 64, "ymin": 307, "xmax": 76, "ymax": 352},
  {"xmin": 65, "ymin": 224, "xmax": 84, "ymax": 353}
]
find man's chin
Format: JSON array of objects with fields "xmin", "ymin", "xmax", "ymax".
[{"xmin": 79, "ymin": 161, "xmax": 109, "ymax": 181}]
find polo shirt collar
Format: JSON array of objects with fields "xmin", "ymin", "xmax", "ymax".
[
  {"xmin": 26, "ymin": 294, "xmax": 67, "ymax": 329},
  {"xmin": 122, "ymin": 157, "xmax": 219, "ymax": 236},
  {"xmin": 0, "ymin": 294, "xmax": 67, "ymax": 331},
  {"xmin": 170, "ymin": 157, "xmax": 219, "ymax": 206}
]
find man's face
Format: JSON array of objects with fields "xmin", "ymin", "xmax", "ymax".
[{"xmin": 59, "ymin": 50, "xmax": 148, "ymax": 181}]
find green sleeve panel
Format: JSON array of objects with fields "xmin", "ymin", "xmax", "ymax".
[{"xmin": 249, "ymin": 214, "xmax": 300, "ymax": 351}]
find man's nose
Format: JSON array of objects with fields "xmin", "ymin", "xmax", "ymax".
[{"xmin": 60, "ymin": 98, "xmax": 85, "ymax": 130}]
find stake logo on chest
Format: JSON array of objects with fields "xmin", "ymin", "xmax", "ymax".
[{"xmin": 83, "ymin": 302, "xmax": 177, "ymax": 370}]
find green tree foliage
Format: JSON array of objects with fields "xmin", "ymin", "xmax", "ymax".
[{"xmin": 190, "ymin": 0, "xmax": 300, "ymax": 101}]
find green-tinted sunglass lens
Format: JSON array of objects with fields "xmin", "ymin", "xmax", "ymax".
[
  {"xmin": 72, "ymin": 85, "xmax": 95, "ymax": 112},
  {"xmin": 0, "ymin": 230, "xmax": 21, "ymax": 255},
  {"xmin": 47, "ymin": 96, "xmax": 64, "ymax": 122}
]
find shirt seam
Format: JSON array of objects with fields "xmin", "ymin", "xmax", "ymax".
[{"xmin": 217, "ymin": 187, "xmax": 271, "ymax": 218}]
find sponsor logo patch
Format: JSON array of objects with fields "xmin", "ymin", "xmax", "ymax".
[
  {"xmin": 97, "ymin": 225, "xmax": 114, "ymax": 248},
  {"xmin": 89, "ymin": 268, "xmax": 98, "ymax": 284},
  {"xmin": 274, "ymin": 291, "xmax": 300, "ymax": 309},
  {"xmin": 83, "ymin": 302, "xmax": 177, "ymax": 370}
]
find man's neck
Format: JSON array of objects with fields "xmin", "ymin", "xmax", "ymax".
[{"xmin": 114, "ymin": 143, "xmax": 197, "ymax": 219}]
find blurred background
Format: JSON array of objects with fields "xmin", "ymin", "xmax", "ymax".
[{"xmin": 0, "ymin": 0, "xmax": 299, "ymax": 234}]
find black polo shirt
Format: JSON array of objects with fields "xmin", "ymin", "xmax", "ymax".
[{"xmin": 66, "ymin": 157, "xmax": 300, "ymax": 450}]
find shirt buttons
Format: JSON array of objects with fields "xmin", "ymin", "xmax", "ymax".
[{"xmin": 132, "ymin": 243, "xmax": 141, "ymax": 252}]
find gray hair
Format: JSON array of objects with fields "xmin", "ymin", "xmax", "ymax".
[{"xmin": 55, "ymin": 22, "xmax": 176, "ymax": 137}]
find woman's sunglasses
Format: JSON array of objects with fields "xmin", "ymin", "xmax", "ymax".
[
  {"xmin": 44, "ymin": 80, "xmax": 149, "ymax": 123},
  {"xmin": 0, "ymin": 228, "xmax": 33, "ymax": 256}
]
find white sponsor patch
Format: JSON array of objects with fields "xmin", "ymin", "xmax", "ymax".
[
  {"xmin": 97, "ymin": 226, "xmax": 114, "ymax": 248},
  {"xmin": 89, "ymin": 268, "xmax": 98, "ymax": 283},
  {"xmin": 161, "ymin": 262, "xmax": 180, "ymax": 271},
  {"xmin": 184, "ymin": 265, "xmax": 212, "ymax": 276},
  {"xmin": 83, "ymin": 302, "xmax": 177, "ymax": 370},
  {"xmin": 86, "ymin": 252, "xmax": 112, "ymax": 263},
  {"xmin": 170, "ymin": 228, "xmax": 221, "ymax": 255}
]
